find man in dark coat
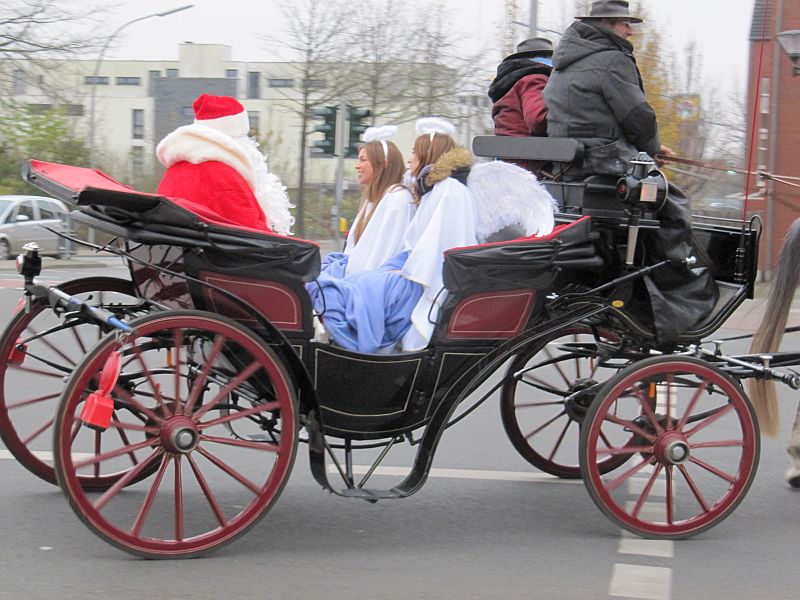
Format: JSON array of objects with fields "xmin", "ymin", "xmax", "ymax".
[
  {"xmin": 543, "ymin": 0, "xmax": 718, "ymax": 343},
  {"xmin": 488, "ymin": 37, "xmax": 553, "ymax": 176}
]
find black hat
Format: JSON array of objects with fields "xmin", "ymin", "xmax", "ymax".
[
  {"xmin": 576, "ymin": 0, "xmax": 643, "ymax": 23},
  {"xmin": 505, "ymin": 37, "xmax": 554, "ymax": 61}
]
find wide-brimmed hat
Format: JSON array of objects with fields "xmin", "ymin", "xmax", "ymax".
[
  {"xmin": 505, "ymin": 37, "xmax": 554, "ymax": 61},
  {"xmin": 576, "ymin": 0, "xmax": 643, "ymax": 24}
]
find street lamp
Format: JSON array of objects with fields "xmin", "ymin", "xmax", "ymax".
[
  {"xmin": 88, "ymin": 4, "xmax": 194, "ymax": 167},
  {"xmin": 776, "ymin": 30, "xmax": 800, "ymax": 76}
]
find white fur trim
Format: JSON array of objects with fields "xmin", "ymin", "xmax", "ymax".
[
  {"xmin": 156, "ymin": 124, "xmax": 255, "ymax": 187},
  {"xmin": 363, "ymin": 125, "xmax": 398, "ymax": 142},
  {"xmin": 194, "ymin": 110, "xmax": 249, "ymax": 138},
  {"xmin": 415, "ymin": 117, "xmax": 456, "ymax": 138}
]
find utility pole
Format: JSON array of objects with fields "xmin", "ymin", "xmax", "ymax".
[
  {"xmin": 529, "ymin": 0, "xmax": 538, "ymax": 38},
  {"xmin": 333, "ymin": 99, "xmax": 347, "ymax": 244}
]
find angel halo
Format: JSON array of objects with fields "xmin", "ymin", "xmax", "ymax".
[
  {"xmin": 415, "ymin": 117, "xmax": 456, "ymax": 142},
  {"xmin": 362, "ymin": 125, "xmax": 398, "ymax": 161}
]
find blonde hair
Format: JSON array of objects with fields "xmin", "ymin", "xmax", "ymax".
[
  {"xmin": 411, "ymin": 133, "xmax": 457, "ymax": 202},
  {"xmin": 353, "ymin": 139, "xmax": 406, "ymax": 243}
]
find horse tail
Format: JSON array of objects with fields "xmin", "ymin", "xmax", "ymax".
[{"xmin": 749, "ymin": 218, "xmax": 800, "ymax": 436}]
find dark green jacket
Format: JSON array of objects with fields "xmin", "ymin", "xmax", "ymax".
[{"xmin": 543, "ymin": 21, "xmax": 660, "ymax": 179}]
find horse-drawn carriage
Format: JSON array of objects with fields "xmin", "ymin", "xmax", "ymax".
[{"xmin": 0, "ymin": 137, "xmax": 787, "ymax": 559}]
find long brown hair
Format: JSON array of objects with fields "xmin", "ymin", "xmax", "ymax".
[
  {"xmin": 410, "ymin": 133, "xmax": 457, "ymax": 202},
  {"xmin": 353, "ymin": 139, "xmax": 406, "ymax": 242}
]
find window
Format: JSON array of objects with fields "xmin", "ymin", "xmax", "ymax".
[
  {"xmin": 38, "ymin": 201, "xmax": 64, "ymax": 220},
  {"xmin": 247, "ymin": 71, "xmax": 261, "ymax": 99},
  {"xmin": 132, "ymin": 109, "xmax": 144, "ymax": 139},
  {"xmin": 148, "ymin": 70, "xmax": 160, "ymax": 95},
  {"xmin": 64, "ymin": 104, "xmax": 84, "ymax": 117},
  {"xmin": 12, "ymin": 70, "xmax": 26, "ymax": 95},
  {"xmin": 131, "ymin": 146, "xmax": 145, "ymax": 176},
  {"xmin": 269, "ymin": 78, "xmax": 294, "ymax": 88},
  {"xmin": 27, "ymin": 104, "xmax": 53, "ymax": 115},
  {"xmin": 116, "ymin": 77, "xmax": 141, "ymax": 86},
  {"xmin": 166, "ymin": 68, "xmax": 179, "ymax": 78},
  {"xmin": 181, "ymin": 106, "xmax": 194, "ymax": 118},
  {"xmin": 248, "ymin": 111, "xmax": 260, "ymax": 137},
  {"xmin": 84, "ymin": 76, "xmax": 109, "ymax": 85},
  {"xmin": 225, "ymin": 69, "xmax": 238, "ymax": 78},
  {"xmin": 305, "ymin": 79, "xmax": 327, "ymax": 89},
  {"xmin": 16, "ymin": 201, "xmax": 35, "ymax": 221}
]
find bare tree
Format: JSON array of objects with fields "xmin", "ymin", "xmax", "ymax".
[{"xmin": 260, "ymin": 0, "xmax": 356, "ymax": 237}]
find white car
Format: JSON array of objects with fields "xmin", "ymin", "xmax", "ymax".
[{"xmin": 0, "ymin": 195, "xmax": 70, "ymax": 261}]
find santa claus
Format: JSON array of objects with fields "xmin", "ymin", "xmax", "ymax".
[{"xmin": 156, "ymin": 93, "xmax": 294, "ymax": 235}]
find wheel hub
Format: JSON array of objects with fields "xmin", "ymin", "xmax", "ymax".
[
  {"xmin": 160, "ymin": 416, "xmax": 199, "ymax": 454},
  {"xmin": 654, "ymin": 431, "xmax": 690, "ymax": 465},
  {"xmin": 564, "ymin": 378, "xmax": 598, "ymax": 422}
]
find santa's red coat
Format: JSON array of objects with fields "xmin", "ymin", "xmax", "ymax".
[{"xmin": 157, "ymin": 160, "xmax": 272, "ymax": 232}]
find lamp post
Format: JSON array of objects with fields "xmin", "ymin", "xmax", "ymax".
[{"xmin": 87, "ymin": 4, "xmax": 194, "ymax": 167}]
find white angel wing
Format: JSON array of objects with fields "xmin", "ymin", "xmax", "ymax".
[{"xmin": 466, "ymin": 160, "xmax": 558, "ymax": 243}]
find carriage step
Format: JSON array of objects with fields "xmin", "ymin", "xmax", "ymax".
[{"xmin": 336, "ymin": 487, "xmax": 403, "ymax": 500}]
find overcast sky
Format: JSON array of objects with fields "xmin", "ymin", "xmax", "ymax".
[{"xmin": 101, "ymin": 0, "xmax": 755, "ymax": 94}]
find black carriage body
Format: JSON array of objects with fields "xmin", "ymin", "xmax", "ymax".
[{"xmin": 24, "ymin": 160, "xmax": 605, "ymax": 441}]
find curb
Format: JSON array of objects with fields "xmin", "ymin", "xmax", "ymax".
[{"xmin": 0, "ymin": 257, "xmax": 109, "ymax": 272}]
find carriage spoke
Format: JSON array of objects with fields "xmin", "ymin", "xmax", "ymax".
[
  {"xmin": 676, "ymin": 381, "xmax": 708, "ymax": 430},
  {"xmin": 194, "ymin": 446, "xmax": 262, "ymax": 494},
  {"xmin": 687, "ymin": 455, "xmax": 737, "ymax": 484},
  {"xmin": 631, "ymin": 463, "xmax": 663, "ymax": 518},
  {"xmin": 634, "ymin": 385, "xmax": 662, "ymax": 434},
  {"xmin": 677, "ymin": 464, "xmax": 711, "ymax": 513},
  {"xmin": 664, "ymin": 374, "xmax": 673, "ymax": 429},
  {"xmin": 199, "ymin": 400, "xmax": 281, "ymax": 429},
  {"xmin": 7, "ymin": 391, "xmax": 60, "ymax": 410},
  {"xmin": 112, "ymin": 383, "xmax": 164, "ymax": 425},
  {"xmin": 200, "ymin": 434, "xmax": 279, "ymax": 452},
  {"xmin": 601, "ymin": 412, "xmax": 656, "ymax": 442},
  {"xmin": 183, "ymin": 334, "xmax": 226, "ymax": 415},
  {"xmin": 131, "ymin": 345, "xmax": 169, "ymax": 416},
  {"xmin": 174, "ymin": 457, "xmax": 184, "ymax": 542},
  {"xmin": 93, "ymin": 449, "xmax": 164, "ymax": 511},
  {"xmin": 21, "ymin": 415, "xmax": 55, "ymax": 445},
  {"xmin": 548, "ymin": 419, "xmax": 572, "ymax": 461},
  {"xmin": 186, "ymin": 453, "xmax": 228, "ymax": 527},
  {"xmin": 7, "ymin": 364, "xmax": 67, "ymax": 379},
  {"xmin": 684, "ymin": 404, "xmax": 734, "ymax": 438},
  {"xmin": 74, "ymin": 436, "xmax": 157, "ymax": 470},
  {"xmin": 172, "ymin": 330, "xmax": 184, "ymax": 414},
  {"xmin": 690, "ymin": 438, "xmax": 744, "ymax": 449},
  {"xmin": 131, "ymin": 454, "xmax": 170, "ymax": 536},
  {"xmin": 603, "ymin": 456, "xmax": 654, "ymax": 493},
  {"xmin": 524, "ymin": 409, "xmax": 567, "ymax": 440},
  {"xmin": 665, "ymin": 465, "xmax": 675, "ymax": 524},
  {"xmin": 192, "ymin": 361, "xmax": 263, "ymax": 420},
  {"xmin": 513, "ymin": 398, "xmax": 566, "ymax": 408}
]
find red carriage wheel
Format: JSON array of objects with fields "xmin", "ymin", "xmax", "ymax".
[
  {"xmin": 579, "ymin": 356, "xmax": 759, "ymax": 539},
  {"xmin": 500, "ymin": 326, "xmax": 633, "ymax": 478},
  {"xmin": 0, "ymin": 277, "xmax": 141, "ymax": 488},
  {"xmin": 53, "ymin": 310, "xmax": 298, "ymax": 558}
]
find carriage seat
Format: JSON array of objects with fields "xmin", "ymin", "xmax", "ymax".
[{"xmin": 472, "ymin": 136, "xmax": 584, "ymax": 164}]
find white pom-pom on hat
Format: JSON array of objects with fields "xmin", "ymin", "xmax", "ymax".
[
  {"xmin": 363, "ymin": 125, "xmax": 398, "ymax": 143},
  {"xmin": 415, "ymin": 116, "xmax": 456, "ymax": 138}
]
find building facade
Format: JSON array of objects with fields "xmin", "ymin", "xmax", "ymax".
[{"xmin": 747, "ymin": 0, "xmax": 800, "ymax": 273}]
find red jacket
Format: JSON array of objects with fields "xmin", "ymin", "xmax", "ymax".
[
  {"xmin": 491, "ymin": 73, "xmax": 549, "ymax": 137},
  {"xmin": 157, "ymin": 160, "xmax": 272, "ymax": 232}
]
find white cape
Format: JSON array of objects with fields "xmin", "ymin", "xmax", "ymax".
[{"xmin": 344, "ymin": 186, "xmax": 416, "ymax": 276}]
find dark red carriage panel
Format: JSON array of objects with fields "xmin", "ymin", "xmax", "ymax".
[
  {"xmin": 446, "ymin": 289, "xmax": 536, "ymax": 339},
  {"xmin": 199, "ymin": 271, "xmax": 305, "ymax": 331}
]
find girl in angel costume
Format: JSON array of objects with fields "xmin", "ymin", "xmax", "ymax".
[
  {"xmin": 320, "ymin": 125, "xmax": 416, "ymax": 277},
  {"xmin": 309, "ymin": 117, "xmax": 557, "ymax": 354}
]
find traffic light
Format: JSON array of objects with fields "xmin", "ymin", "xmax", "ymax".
[
  {"xmin": 346, "ymin": 106, "xmax": 371, "ymax": 157},
  {"xmin": 310, "ymin": 106, "xmax": 337, "ymax": 157}
]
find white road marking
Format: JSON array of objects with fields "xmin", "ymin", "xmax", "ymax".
[
  {"xmin": 609, "ymin": 564, "xmax": 672, "ymax": 600},
  {"xmin": 0, "ymin": 449, "xmax": 93, "ymax": 461},
  {"xmin": 617, "ymin": 536, "xmax": 674, "ymax": 558}
]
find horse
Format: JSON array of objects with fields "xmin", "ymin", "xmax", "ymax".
[{"xmin": 749, "ymin": 218, "xmax": 800, "ymax": 489}]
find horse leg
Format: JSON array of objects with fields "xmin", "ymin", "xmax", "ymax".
[{"xmin": 785, "ymin": 398, "xmax": 800, "ymax": 489}]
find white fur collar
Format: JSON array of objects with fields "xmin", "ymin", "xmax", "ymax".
[{"xmin": 156, "ymin": 124, "xmax": 255, "ymax": 188}]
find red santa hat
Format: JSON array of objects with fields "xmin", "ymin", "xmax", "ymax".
[{"xmin": 193, "ymin": 94, "xmax": 250, "ymax": 138}]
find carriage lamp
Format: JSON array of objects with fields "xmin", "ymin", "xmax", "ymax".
[
  {"xmin": 615, "ymin": 153, "xmax": 668, "ymax": 211},
  {"xmin": 777, "ymin": 30, "xmax": 800, "ymax": 76},
  {"xmin": 16, "ymin": 242, "xmax": 42, "ymax": 286}
]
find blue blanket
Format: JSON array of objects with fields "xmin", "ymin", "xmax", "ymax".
[{"xmin": 307, "ymin": 251, "xmax": 422, "ymax": 353}]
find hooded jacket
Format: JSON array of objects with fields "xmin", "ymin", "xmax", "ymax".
[
  {"xmin": 488, "ymin": 57, "xmax": 552, "ymax": 137},
  {"xmin": 543, "ymin": 20, "xmax": 659, "ymax": 179}
]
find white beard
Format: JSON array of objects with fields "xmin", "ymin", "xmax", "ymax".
[{"xmin": 233, "ymin": 136, "xmax": 295, "ymax": 235}]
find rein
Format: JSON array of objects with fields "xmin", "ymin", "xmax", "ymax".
[{"xmin": 657, "ymin": 154, "xmax": 800, "ymax": 190}]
